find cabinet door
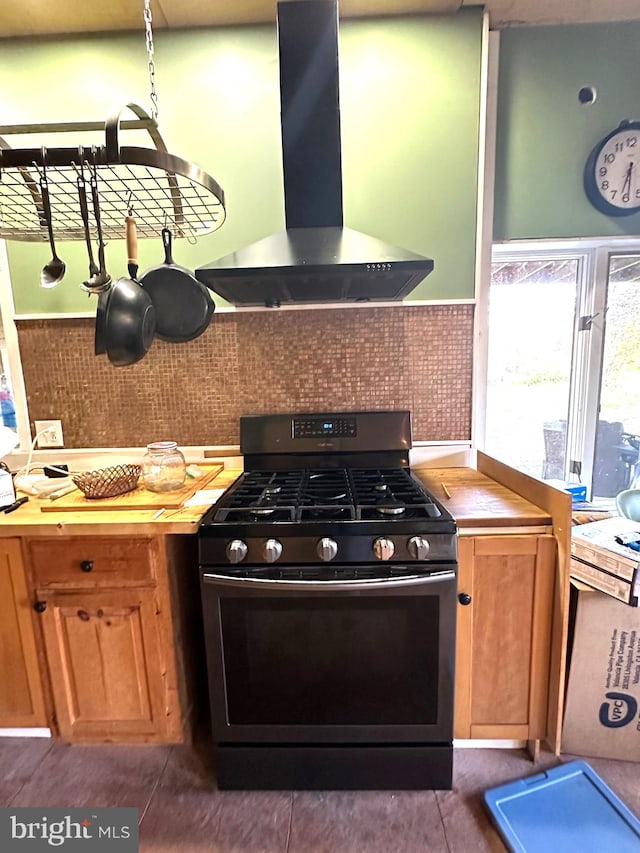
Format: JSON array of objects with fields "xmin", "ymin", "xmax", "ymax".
[
  {"xmin": 455, "ymin": 535, "xmax": 555, "ymax": 740},
  {"xmin": 35, "ymin": 588, "xmax": 166, "ymax": 741},
  {"xmin": 0, "ymin": 539, "xmax": 47, "ymax": 727}
]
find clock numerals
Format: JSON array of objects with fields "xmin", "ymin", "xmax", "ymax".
[{"xmin": 585, "ymin": 122, "xmax": 640, "ymax": 216}]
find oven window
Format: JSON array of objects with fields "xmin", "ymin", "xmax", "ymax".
[{"xmin": 220, "ymin": 595, "xmax": 440, "ymax": 726}]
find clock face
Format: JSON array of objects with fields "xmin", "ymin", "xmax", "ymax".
[{"xmin": 584, "ymin": 122, "xmax": 640, "ymax": 216}]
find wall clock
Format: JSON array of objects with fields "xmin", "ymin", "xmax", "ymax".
[{"xmin": 584, "ymin": 120, "xmax": 640, "ymax": 217}]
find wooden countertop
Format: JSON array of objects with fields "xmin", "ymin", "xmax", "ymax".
[
  {"xmin": 0, "ymin": 468, "xmax": 243, "ymax": 537},
  {"xmin": 413, "ymin": 466, "xmax": 552, "ymax": 528},
  {"xmin": 0, "ymin": 463, "xmax": 552, "ymax": 536}
]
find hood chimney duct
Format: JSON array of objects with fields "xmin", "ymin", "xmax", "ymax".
[{"xmin": 278, "ymin": 0, "xmax": 343, "ymax": 229}]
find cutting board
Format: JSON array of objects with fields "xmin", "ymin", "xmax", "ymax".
[{"xmin": 40, "ymin": 462, "xmax": 224, "ymax": 512}]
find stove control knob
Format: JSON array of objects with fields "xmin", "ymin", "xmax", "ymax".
[
  {"xmin": 226, "ymin": 539, "xmax": 248, "ymax": 564},
  {"xmin": 407, "ymin": 536, "xmax": 430, "ymax": 560},
  {"xmin": 317, "ymin": 537, "xmax": 338, "ymax": 562},
  {"xmin": 373, "ymin": 537, "xmax": 395, "ymax": 561},
  {"xmin": 263, "ymin": 538, "xmax": 283, "ymax": 563}
]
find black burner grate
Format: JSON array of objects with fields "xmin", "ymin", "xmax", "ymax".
[{"xmin": 212, "ymin": 467, "xmax": 441, "ymax": 523}]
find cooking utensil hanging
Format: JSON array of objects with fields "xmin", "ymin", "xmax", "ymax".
[
  {"xmin": 77, "ymin": 169, "xmax": 101, "ymax": 290},
  {"xmin": 139, "ymin": 227, "xmax": 215, "ymax": 343},
  {"xmin": 0, "ymin": 103, "xmax": 225, "ymax": 242},
  {"xmin": 97, "ymin": 215, "xmax": 156, "ymax": 367},
  {"xmin": 81, "ymin": 164, "xmax": 112, "ymax": 294},
  {"xmin": 38, "ymin": 155, "xmax": 66, "ymax": 288},
  {"xmin": 90, "ymin": 167, "xmax": 112, "ymax": 356}
]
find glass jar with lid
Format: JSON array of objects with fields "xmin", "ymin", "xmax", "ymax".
[{"xmin": 141, "ymin": 441, "xmax": 187, "ymax": 492}]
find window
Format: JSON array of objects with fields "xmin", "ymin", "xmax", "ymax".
[{"xmin": 483, "ymin": 239, "xmax": 640, "ymax": 505}]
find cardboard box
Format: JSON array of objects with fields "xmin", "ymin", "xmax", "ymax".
[
  {"xmin": 562, "ymin": 584, "xmax": 640, "ymax": 762},
  {"xmin": 570, "ymin": 557, "xmax": 638, "ymax": 606},
  {"xmin": 570, "ymin": 517, "xmax": 640, "ymax": 606}
]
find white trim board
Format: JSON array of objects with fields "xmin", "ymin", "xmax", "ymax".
[{"xmin": 0, "ymin": 728, "xmax": 51, "ymax": 737}]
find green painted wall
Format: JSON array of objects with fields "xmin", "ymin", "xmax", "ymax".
[
  {"xmin": 0, "ymin": 10, "xmax": 482, "ymax": 314},
  {"xmin": 494, "ymin": 21, "xmax": 640, "ymax": 241}
]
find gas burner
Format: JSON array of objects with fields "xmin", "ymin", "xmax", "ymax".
[{"xmin": 376, "ymin": 503, "xmax": 406, "ymax": 516}]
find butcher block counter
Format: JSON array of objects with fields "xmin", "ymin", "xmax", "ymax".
[
  {"xmin": 0, "ymin": 466, "xmax": 242, "ymax": 536},
  {"xmin": 0, "ymin": 452, "xmax": 571, "ymax": 756},
  {"xmin": 414, "ymin": 466, "xmax": 552, "ymax": 530}
]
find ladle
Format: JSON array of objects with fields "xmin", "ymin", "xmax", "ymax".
[
  {"xmin": 86, "ymin": 168, "xmax": 112, "ymax": 293},
  {"xmin": 77, "ymin": 172, "xmax": 104, "ymax": 293},
  {"xmin": 38, "ymin": 165, "xmax": 66, "ymax": 288}
]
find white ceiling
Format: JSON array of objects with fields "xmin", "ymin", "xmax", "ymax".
[{"xmin": 1, "ymin": 0, "xmax": 639, "ymax": 38}]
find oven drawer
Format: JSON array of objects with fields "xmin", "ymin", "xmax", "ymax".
[{"xmin": 27, "ymin": 537, "xmax": 158, "ymax": 588}]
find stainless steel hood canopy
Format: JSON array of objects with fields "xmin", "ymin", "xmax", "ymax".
[{"xmin": 196, "ymin": 0, "xmax": 434, "ymax": 307}]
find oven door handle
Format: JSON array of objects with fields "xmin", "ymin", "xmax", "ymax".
[{"xmin": 201, "ymin": 570, "xmax": 456, "ymax": 592}]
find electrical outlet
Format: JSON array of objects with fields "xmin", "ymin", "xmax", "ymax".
[{"xmin": 34, "ymin": 420, "xmax": 64, "ymax": 448}]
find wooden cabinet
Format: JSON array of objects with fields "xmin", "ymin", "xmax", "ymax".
[
  {"xmin": 35, "ymin": 588, "xmax": 166, "ymax": 741},
  {"xmin": 25, "ymin": 535, "xmax": 200, "ymax": 744},
  {"xmin": 0, "ymin": 538, "xmax": 47, "ymax": 728},
  {"xmin": 454, "ymin": 534, "xmax": 556, "ymax": 742}
]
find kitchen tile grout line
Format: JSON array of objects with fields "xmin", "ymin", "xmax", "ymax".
[
  {"xmin": 434, "ymin": 789, "xmax": 454, "ymax": 853},
  {"xmin": 137, "ymin": 746, "xmax": 173, "ymax": 827},
  {"xmin": 284, "ymin": 791, "xmax": 294, "ymax": 853}
]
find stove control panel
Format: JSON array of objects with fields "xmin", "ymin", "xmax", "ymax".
[
  {"xmin": 293, "ymin": 416, "xmax": 357, "ymax": 439},
  {"xmin": 211, "ymin": 533, "xmax": 457, "ymax": 566}
]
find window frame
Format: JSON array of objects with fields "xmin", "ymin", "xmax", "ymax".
[{"xmin": 480, "ymin": 236, "xmax": 640, "ymax": 496}]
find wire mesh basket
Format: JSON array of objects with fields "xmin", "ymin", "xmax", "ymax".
[{"xmin": 73, "ymin": 464, "xmax": 141, "ymax": 499}]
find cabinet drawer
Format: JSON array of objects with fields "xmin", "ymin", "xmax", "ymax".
[{"xmin": 27, "ymin": 538, "xmax": 157, "ymax": 588}]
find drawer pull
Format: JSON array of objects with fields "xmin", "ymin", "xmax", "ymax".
[
  {"xmin": 458, "ymin": 592, "xmax": 472, "ymax": 606},
  {"xmin": 33, "ymin": 600, "xmax": 47, "ymax": 613},
  {"xmin": 77, "ymin": 610, "xmax": 90, "ymax": 621},
  {"xmin": 80, "ymin": 560, "xmax": 94, "ymax": 573}
]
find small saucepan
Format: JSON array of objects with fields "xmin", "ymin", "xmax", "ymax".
[
  {"xmin": 139, "ymin": 228, "xmax": 215, "ymax": 343},
  {"xmin": 95, "ymin": 217, "xmax": 156, "ymax": 367}
]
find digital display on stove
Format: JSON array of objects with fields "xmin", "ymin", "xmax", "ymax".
[{"xmin": 293, "ymin": 416, "xmax": 357, "ymax": 439}]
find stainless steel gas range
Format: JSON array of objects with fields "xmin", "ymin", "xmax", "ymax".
[{"xmin": 198, "ymin": 411, "xmax": 458, "ymax": 790}]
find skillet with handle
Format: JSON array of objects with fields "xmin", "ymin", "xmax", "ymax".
[
  {"xmin": 95, "ymin": 215, "xmax": 156, "ymax": 367},
  {"xmin": 139, "ymin": 228, "xmax": 215, "ymax": 343}
]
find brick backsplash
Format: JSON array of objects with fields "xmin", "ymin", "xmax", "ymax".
[{"xmin": 17, "ymin": 304, "xmax": 473, "ymax": 448}]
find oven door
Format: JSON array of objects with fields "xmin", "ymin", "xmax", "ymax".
[{"xmin": 200, "ymin": 568, "xmax": 456, "ymax": 744}]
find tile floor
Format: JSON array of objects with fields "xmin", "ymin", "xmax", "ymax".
[{"xmin": 1, "ymin": 736, "xmax": 639, "ymax": 852}]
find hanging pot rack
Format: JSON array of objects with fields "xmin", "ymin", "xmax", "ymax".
[{"xmin": 0, "ymin": 102, "xmax": 226, "ymax": 243}]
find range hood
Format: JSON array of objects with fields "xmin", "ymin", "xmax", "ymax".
[{"xmin": 195, "ymin": 0, "xmax": 434, "ymax": 308}]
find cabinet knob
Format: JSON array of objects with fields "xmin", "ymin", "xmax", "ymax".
[
  {"xmin": 80, "ymin": 560, "xmax": 94, "ymax": 573},
  {"xmin": 33, "ymin": 600, "xmax": 47, "ymax": 613},
  {"xmin": 458, "ymin": 592, "xmax": 472, "ymax": 606}
]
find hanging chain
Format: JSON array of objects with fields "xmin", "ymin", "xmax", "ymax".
[{"xmin": 144, "ymin": 0, "xmax": 159, "ymax": 121}]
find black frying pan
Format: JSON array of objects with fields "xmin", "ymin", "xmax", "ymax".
[
  {"xmin": 96, "ymin": 217, "xmax": 156, "ymax": 367},
  {"xmin": 139, "ymin": 228, "xmax": 215, "ymax": 343}
]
